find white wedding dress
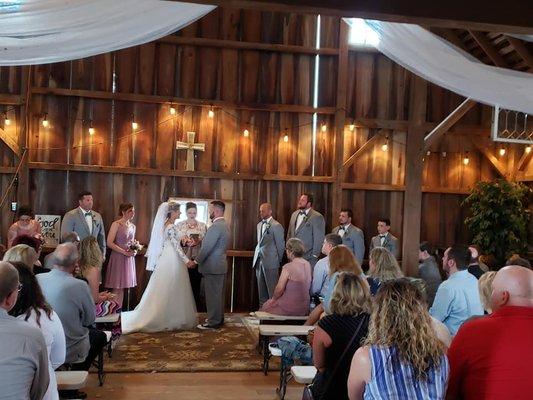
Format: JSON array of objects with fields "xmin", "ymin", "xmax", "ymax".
[{"xmin": 121, "ymin": 224, "xmax": 198, "ymax": 333}]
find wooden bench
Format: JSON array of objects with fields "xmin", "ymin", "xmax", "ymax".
[
  {"xmin": 56, "ymin": 370, "xmax": 88, "ymax": 391},
  {"xmin": 252, "ymin": 311, "xmax": 308, "ymax": 326},
  {"xmin": 259, "ymin": 324, "xmax": 314, "ymax": 375}
]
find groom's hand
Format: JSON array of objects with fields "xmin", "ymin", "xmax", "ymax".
[{"xmin": 186, "ymin": 260, "xmax": 196, "ymax": 268}]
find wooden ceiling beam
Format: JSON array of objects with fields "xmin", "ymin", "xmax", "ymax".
[
  {"xmin": 424, "ymin": 98, "xmax": 477, "ymax": 151},
  {"xmin": 186, "ymin": 0, "xmax": 533, "ymax": 34},
  {"xmin": 504, "ymin": 35, "xmax": 533, "ymax": 70},
  {"xmin": 342, "ymin": 130, "xmax": 387, "ymax": 169},
  {"xmin": 468, "ymin": 136, "xmax": 508, "ymax": 177},
  {"xmin": 433, "ymin": 28, "xmax": 468, "ymax": 51},
  {"xmin": 516, "ymin": 149, "xmax": 533, "ymax": 172},
  {"xmin": 0, "ymin": 127, "xmax": 20, "ymax": 155},
  {"xmin": 469, "ymin": 30, "xmax": 508, "ymax": 68}
]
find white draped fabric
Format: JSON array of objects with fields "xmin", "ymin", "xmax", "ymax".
[
  {"xmin": 346, "ymin": 19, "xmax": 533, "ymax": 114},
  {"xmin": 0, "ymin": 0, "xmax": 215, "ymax": 66}
]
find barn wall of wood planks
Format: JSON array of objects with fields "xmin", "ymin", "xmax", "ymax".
[{"xmin": 0, "ymin": 8, "xmax": 530, "ymax": 310}]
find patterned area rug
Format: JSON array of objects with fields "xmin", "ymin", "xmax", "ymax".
[{"xmin": 105, "ymin": 314, "xmax": 273, "ymax": 372}]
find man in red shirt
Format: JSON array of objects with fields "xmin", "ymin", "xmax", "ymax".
[{"xmin": 447, "ymin": 265, "xmax": 533, "ymax": 399}]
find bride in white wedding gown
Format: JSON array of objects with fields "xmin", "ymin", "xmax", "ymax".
[{"xmin": 121, "ymin": 202, "xmax": 198, "ymax": 334}]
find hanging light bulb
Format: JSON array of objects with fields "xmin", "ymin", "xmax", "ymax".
[
  {"xmin": 321, "ymin": 123, "xmax": 327, "ymax": 133},
  {"xmin": 426, "ymin": 150, "xmax": 431, "ymax": 156},
  {"xmin": 525, "ymin": 145, "xmax": 531, "ymax": 154},
  {"xmin": 208, "ymin": 107, "xmax": 215, "ymax": 119},
  {"xmin": 381, "ymin": 136, "xmax": 389, "ymax": 152},
  {"xmin": 349, "ymin": 122, "xmax": 355, "ymax": 131},
  {"xmin": 463, "ymin": 152, "xmax": 470, "ymax": 165},
  {"xmin": 42, "ymin": 114, "xmax": 49, "ymax": 128},
  {"xmin": 169, "ymin": 104, "xmax": 176, "ymax": 115},
  {"xmin": 4, "ymin": 113, "xmax": 10, "ymax": 126},
  {"xmin": 88, "ymin": 120, "xmax": 95, "ymax": 135},
  {"xmin": 131, "ymin": 115, "xmax": 138, "ymax": 130},
  {"xmin": 283, "ymin": 133, "xmax": 289, "ymax": 143},
  {"xmin": 499, "ymin": 147, "xmax": 506, "ymax": 156},
  {"xmin": 243, "ymin": 128, "xmax": 250, "ymax": 137},
  {"xmin": 441, "ymin": 151, "xmax": 447, "ymax": 158}
]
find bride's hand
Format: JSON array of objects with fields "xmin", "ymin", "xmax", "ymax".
[{"xmin": 186, "ymin": 260, "xmax": 196, "ymax": 268}]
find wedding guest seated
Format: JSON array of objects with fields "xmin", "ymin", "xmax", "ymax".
[
  {"xmin": 418, "ymin": 242, "xmax": 442, "ymax": 307},
  {"xmin": 7, "ymin": 205, "xmax": 42, "ymax": 248},
  {"xmin": 37, "ymin": 243, "xmax": 107, "ymax": 373},
  {"xmin": 260, "ymin": 238, "xmax": 312, "ymax": 316},
  {"xmin": 9, "ymin": 262, "xmax": 66, "ymax": 400},
  {"xmin": 467, "ymin": 245, "xmax": 485, "ymax": 279},
  {"xmin": 429, "ymin": 245, "xmax": 483, "ymax": 335},
  {"xmin": 505, "ymin": 254, "xmax": 531, "ymax": 269},
  {"xmin": 305, "ymin": 245, "xmax": 366, "ymax": 326},
  {"xmin": 366, "ymin": 246, "xmax": 403, "ymax": 295},
  {"xmin": 78, "ymin": 237, "xmax": 121, "ymax": 338},
  {"xmin": 12, "ymin": 235, "xmax": 48, "ymax": 274},
  {"xmin": 3, "ymin": 243, "xmax": 39, "ymax": 272},
  {"xmin": 348, "ymin": 278, "xmax": 449, "ymax": 400},
  {"xmin": 310, "ymin": 234, "xmax": 343, "ymax": 301},
  {"xmin": 43, "ymin": 232, "xmax": 81, "ymax": 271},
  {"xmin": 311, "ymin": 272, "xmax": 371, "ymax": 400},
  {"xmin": 478, "ymin": 271, "xmax": 497, "ymax": 314},
  {"xmin": 0, "ymin": 261, "xmax": 49, "ymax": 400},
  {"xmin": 447, "ymin": 266, "xmax": 533, "ymax": 399},
  {"xmin": 0, "ymin": 244, "xmax": 6, "ymax": 259}
]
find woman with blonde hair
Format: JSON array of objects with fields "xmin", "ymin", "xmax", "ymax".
[
  {"xmin": 367, "ymin": 246, "xmax": 403, "ymax": 294},
  {"xmin": 2, "ymin": 244, "xmax": 38, "ymax": 271},
  {"xmin": 260, "ymin": 238, "xmax": 312, "ymax": 316},
  {"xmin": 79, "ymin": 237, "xmax": 115, "ymax": 307},
  {"xmin": 348, "ymin": 278, "xmax": 449, "ymax": 399},
  {"xmin": 311, "ymin": 272, "xmax": 371, "ymax": 399},
  {"xmin": 478, "ymin": 271, "xmax": 497, "ymax": 314}
]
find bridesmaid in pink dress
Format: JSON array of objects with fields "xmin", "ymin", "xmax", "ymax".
[
  {"xmin": 105, "ymin": 203, "xmax": 137, "ymax": 308},
  {"xmin": 260, "ymin": 238, "xmax": 312, "ymax": 316}
]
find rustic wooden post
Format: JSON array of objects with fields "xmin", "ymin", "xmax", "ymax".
[
  {"xmin": 401, "ymin": 76, "xmax": 427, "ymax": 277},
  {"xmin": 331, "ymin": 20, "xmax": 350, "ymax": 227},
  {"xmin": 16, "ymin": 66, "xmax": 31, "ymax": 205}
]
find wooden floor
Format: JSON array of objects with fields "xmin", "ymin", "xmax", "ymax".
[{"xmin": 85, "ymin": 371, "xmax": 303, "ymax": 400}]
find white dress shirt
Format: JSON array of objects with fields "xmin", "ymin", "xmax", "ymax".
[
  {"xmin": 259, "ymin": 217, "xmax": 272, "ymax": 239},
  {"xmin": 379, "ymin": 232, "xmax": 389, "ymax": 246},
  {"xmin": 338, "ymin": 223, "xmax": 351, "ymax": 238},
  {"xmin": 79, "ymin": 206, "xmax": 93, "ymax": 234},
  {"xmin": 295, "ymin": 209, "xmax": 308, "ymax": 231}
]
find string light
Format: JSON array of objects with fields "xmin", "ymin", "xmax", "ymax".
[
  {"xmin": 525, "ymin": 145, "xmax": 531, "ymax": 154},
  {"xmin": 499, "ymin": 147, "xmax": 506, "ymax": 156},
  {"xmin": 131, "ymin": 115, "xmax": 138, "ymax": 130},
  {"xmin": 463, "ymin": 152, "xmax": 470, "ymax": 165},
  {"xmin": 42, "ymin": 114, "xmax": 49, "ymax": 128},
  {"xmin": 208, "ymin": 107, "xmax": 215, "ymax": 119},
  {"xmin": 243, "ymin": 128, "xmax": 250, "ymax": 137},
  {"xmin": 169, "ymin": 104, "xmax": 176, "ymax": 115},
  {"xmin": 442, "ymin": 151, "xmax": 447, "ymax": 158},
  {"xmin": 3, "ymin": 113, "xmax": 10, "ymax": 126},
  {"xmin": 349, "ymin": 123, "xmax": 355, "ymax": 131},
  {"xmin": 321, "ymin": 123, "xmax": 327, "ymax": 133},
  {"xmin": 381, "ymin": 136, "xmax": 389, "ymax": 152},
  {"xmin": 283, "ymin": 130, "xmax": 289, "ymax": 143},
  {"xmin": 426, "ymin": 150, "xmax": 431, "ymax": 156},
  {"xmin": 88, "ymin": 121, "xmax": 95, "ymax": 135}
]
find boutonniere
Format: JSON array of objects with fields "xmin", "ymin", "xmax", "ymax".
[
  {"xmin": 264, "ymin": 222, "xmax": 271, "ymax": 233},
  {"xmin": 303, "ymin": 215, "xmax": 309, "ymax": 224}
]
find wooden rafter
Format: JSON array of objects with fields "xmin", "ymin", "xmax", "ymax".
[
  {"xmin": 0, "ymin": 94, "xmax": 23, "ymax": 106},
  {"xmin": 516, "ymin": 149, "xmax": 533, "ymax": 172},
  {"xmin": 468, "ymin": 30, "xmax": 508, "ymax": 68},
  {"xmin": 469, "ymin": 137, "xmax": 508, "ymax": 177},
  {"xmin": 342, "ymin": 130, "xmax": 387, "ymax": 169},
  {"xmin": 424, "ymin": 98, "xmax": 477, "ymax": 151},
  {"xmin": 0, "ymin": 127, "xmax": 20, "ymax": 155},
  {"xmin": 434, "ymin": 28, "xmax": 469, "ymax": 52},
  {"xmin": 504, "ymin": 35, "xmax": 533, "ymax": 70}
]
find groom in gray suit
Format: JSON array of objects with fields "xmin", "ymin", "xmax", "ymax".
[
  {"xmin": 61, "ymin": 191, "xmax": 106, "ymax": 255},
  {"xmin": 332, "ymin": 209, "xmax": 365, "ymax": 265},
  {"xmin": 252, "ymin": 203, "xmax": 285, "ymax": 307},
  {"xmin": 195, "ymin": 200, "xmax": 230, "ymax": 330},
  {"xmin": 286, "ymin": 193, "xmax": 325, "ymax": 267}
]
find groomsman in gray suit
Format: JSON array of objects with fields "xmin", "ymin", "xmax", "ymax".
[
  {"xmin": 196, "ymin": 200, "xmax": 230, "ymax": 330},
  {"xmin": 369, "ymin": 218, "xmax": 399, "ymax": 259},
  {"xmin": 286, "ymin": 193, "xmax": 325, "ymax": 267},
  {"xmin": 332, "ymin": 209, "xmax": 365, "ymax": 265},
  {"xmin": 252, "ymin": 203, "xmax": 285, "ymax": 307},
  {"xmin": 61, "ymin": 191, "xmax": 106, "ymax": 255}
]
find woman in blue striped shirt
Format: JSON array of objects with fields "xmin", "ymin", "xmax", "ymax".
[{"xmin": 347, "ymin": 278, "xmax": 449, "ymax": 400}]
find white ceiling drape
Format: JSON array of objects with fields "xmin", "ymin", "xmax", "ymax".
[
  {"xmin": 346, "ymin": 19, "xmax": 533, "ymax": 114},
  {"xmin": 0, "ymin": 0, "xmax": 215, "ymax": 66}
]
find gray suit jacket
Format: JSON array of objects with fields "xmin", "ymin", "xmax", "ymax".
[
  {"xmin": 61, "ymin": 208, "xmax": 106, "ymax": 255},
  {"xmin": 286, "ymin": 209, "xmax": 325, "ymax": 263},
  {"xmin": 419, "ymin": 256, "xmax": 442, "ymax": 307},
  {"xmin": 369, "ymin": 232, "xmax": 399, "ymax": 259},
  {"xmin": 37, "ymin": 269, "xmax": 95, "ymax": 364},
  {"xmin": 197, "ymin": 218, "xmax": 230, "ymax": 275},
  {"xmin": 253, "ymin": 218, "xmax": 285, "ymax": 270},
  {"xmin": 332, "ymin": 224, "xmax": 365, "ymax": 265}
]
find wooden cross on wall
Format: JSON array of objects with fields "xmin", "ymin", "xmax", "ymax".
[{"xmin": 176, "ymin": 131, "xmax": 205, "ymax": 171}]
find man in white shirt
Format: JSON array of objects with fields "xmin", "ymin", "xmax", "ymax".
[
  {"xmin": 310, "ymin": 234, "xmax": 343, "ymax": 302},
  {"xmin": 0, "ymin": 261, "xmax": 49, "ymax": 400},
  {"xmin": 61, "ymin": 191, "xmax": 106, "ymax": 255}
]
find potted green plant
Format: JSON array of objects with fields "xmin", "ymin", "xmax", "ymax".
[{"xmin": 462, "ymin": 179, "xmax": 531, "ymax": 266}]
